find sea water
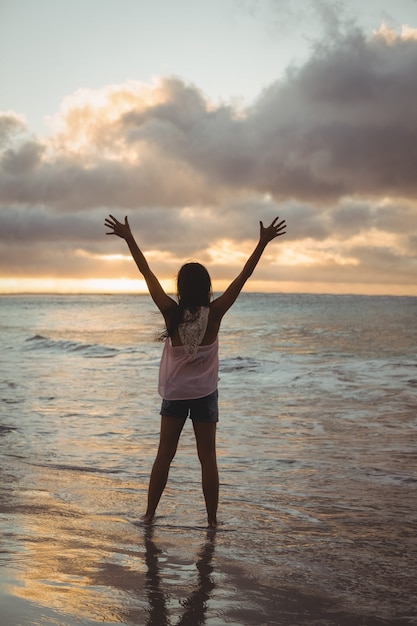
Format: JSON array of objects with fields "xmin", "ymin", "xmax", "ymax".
[{"xmin": 0, "ymin": 293, "xmax": 416, "ymax": 625}]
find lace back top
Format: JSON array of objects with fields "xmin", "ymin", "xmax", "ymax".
[{"xmin": 178, "ymin": 306, "xmax": 209, "ymax": 355}]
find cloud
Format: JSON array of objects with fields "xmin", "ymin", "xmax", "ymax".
[
  {"xmin": 249, "ymin": 24, "xmax": 417, "ymax": 200},
  {"xmin": 2, "ymin": 26, "xmax": 417, "ymax": 207},
  {"xmin": 0, "ymin": 111, "xmax": 27, "ymax": 143},
  {"xmin": 0, "ymin": 206, "xmax": 100, "ymax": 242},
  {"xmin": 0, "ymin": 23, "xmax": 416, "ymax": 292}
]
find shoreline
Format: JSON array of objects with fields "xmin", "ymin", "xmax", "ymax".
[{"xmin": 0, "ymin": 461, "xmax": 414, "ymax": 626}]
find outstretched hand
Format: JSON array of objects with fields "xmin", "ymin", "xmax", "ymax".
[
  {"xmin": 259, "ymin": 217, "xmax": 286, "ymax": 245},
  {"xmin": 104, "ymin": 215, "xmax": 132, "ymax": 240}
]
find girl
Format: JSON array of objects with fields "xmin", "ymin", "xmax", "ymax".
[{"xmin": 105, "ymin": 214, "xmax": 286, "ymax": 527}]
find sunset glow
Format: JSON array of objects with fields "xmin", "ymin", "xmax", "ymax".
[{"xmin": 1, "ymin": 1, "xmax": 416, "ymax": 296}]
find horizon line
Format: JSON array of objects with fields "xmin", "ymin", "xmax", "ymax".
[{"xmin": 1, "ymin": 291, "xmax": 415, "ymax": 298}]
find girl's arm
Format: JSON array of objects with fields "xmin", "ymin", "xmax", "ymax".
[
  {"xmin": 211, "ymin": 217, "xmax": 286, "ymax": 319},
  {"xmin": 104, "ymin": 215, "xmax": 176, "ymax": 315}
]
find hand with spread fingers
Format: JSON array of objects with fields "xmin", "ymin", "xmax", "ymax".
[
  {"xmin": 104, "ymin": 215, "xmax": 133, "ymax": 240},
  {"xmin": 259, "ymin": 217, "xmax": 287, "ymax": 245}
]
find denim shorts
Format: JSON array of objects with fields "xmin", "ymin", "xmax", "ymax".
[{"xmin": 160, "ymin": 390, "xmax": 218, "ymax": 423}]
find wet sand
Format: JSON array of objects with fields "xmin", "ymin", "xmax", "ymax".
[{"xmin": 1, "ymin": 452, "xmax": 414, "ymax": 626}]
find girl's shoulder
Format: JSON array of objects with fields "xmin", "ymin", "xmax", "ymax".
[{"xmin": 208, "ymin": 298, "xmax": 224, "ymax": 321}]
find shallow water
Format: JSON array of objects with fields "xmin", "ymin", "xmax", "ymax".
[{"xmin": 1, "ymin": 293, "xmax": 416, "ymax": 625}]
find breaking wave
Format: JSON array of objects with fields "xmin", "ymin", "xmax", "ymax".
[{"xmin": 25, "ymin": 334, "xmax": 121, "ymax": 358}]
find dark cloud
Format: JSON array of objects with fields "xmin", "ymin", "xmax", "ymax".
[
  {"xmin": 0, "ymin": 151, "xmax": 216, "ymax": 211},
  {"xmin": 248, "ymin": 27, "xmax": 417, "ymax": 200},
  {"xmin": 0, "ymin": 113, "xmax": 26, "ymax": 144},
  {"xmin": 0, "ymin": 206, "xmax": 101, "ymax": 242},
  {"xmin": 2, "ymin": 141, "xmax": 44, "ymax": 175}
]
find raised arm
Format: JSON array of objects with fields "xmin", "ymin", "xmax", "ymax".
[
  {"xmin": 104, "ymin": 215, "xmax": 176, "ymax": 315},
  {"xmin": 211, "ymin": 217, "xmax": 286, "ymax": 319}
]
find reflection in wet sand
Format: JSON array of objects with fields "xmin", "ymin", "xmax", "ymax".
[
  {"xmin": 144, "ymin": 526, "xmax": 216, "ymax": 626},
  {"xmin": 1, "ymin": 460, "xmax": 218, "ymax": 625},
  {"xmin": 1, "ymin": 459, "xmax": 414, "ymax": 626}
]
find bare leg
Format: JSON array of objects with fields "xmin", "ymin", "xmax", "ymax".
[
  {"xmin": 142, "ymin": 415, "xmax": 186, "ymax": 525},
  {"xmin": 193, "ymin": 421, "xmax": 219, "ymax": 528}
]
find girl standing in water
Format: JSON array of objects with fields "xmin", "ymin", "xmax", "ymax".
[{"xmin": 105, "ymin": 214, "xmax": 286, "ymax": 528}]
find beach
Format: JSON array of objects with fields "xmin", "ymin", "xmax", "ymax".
[
  {"xmin": 1, "ymin": 294, "xmax": 416, "ymax": 625},
  {"xmin": 1, "ymin": 456, "xmax": 414, "ymax": 626}
]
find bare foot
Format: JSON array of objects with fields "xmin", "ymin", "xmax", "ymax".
[
  {"xmin": 207, "ymin": 518, "xmax": 217, "ymax": 529},
  {"xmin": 140, "ymin": 513, "xmax": 154, "ymax": 526}
]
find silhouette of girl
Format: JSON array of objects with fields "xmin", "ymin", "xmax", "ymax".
[{"xmin": 105, "ymin": 214, "xmax": 286, "ymax": 527}]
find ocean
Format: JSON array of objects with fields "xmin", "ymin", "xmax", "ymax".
[{"xmin": 0, "ymin": 293, "xmax": 416, "ymax": 625}]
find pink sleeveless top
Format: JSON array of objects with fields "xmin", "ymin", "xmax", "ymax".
[{"xmin": 158, "ymin": 338, "xmax": 219, "ymax": 400}]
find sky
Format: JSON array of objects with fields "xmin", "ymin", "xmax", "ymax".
[{"xmin": 1, "ymin": 0, "xmax": 417, "ymax": 295}]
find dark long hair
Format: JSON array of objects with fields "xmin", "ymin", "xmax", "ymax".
[{"xmin": 161, "ymin": 262, "xmax": 212, "ymax": 340}]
